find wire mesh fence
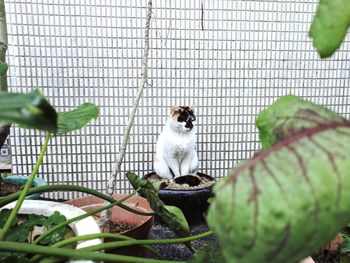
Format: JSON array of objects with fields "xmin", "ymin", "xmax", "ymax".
[{"xmin": 5, "ymin": 0, "xmax": 350, "ymax": 199}]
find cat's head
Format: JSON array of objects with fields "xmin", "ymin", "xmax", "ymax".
[{"xmin": 168, "ymin": 105, "xmax": 196, "ymax": 132}]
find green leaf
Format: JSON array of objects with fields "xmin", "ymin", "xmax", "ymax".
[
  {"xmin": 38, "ymin": 226, "xmax": 68, "ymax": 246},
  {"xmin": 0, "ymin": 210, "xmax": 18, "ymax": 229},
  {"xmin": 6, "ymin": 223, "xmax": 31, "ymax": 243},
  {"xmin": 0, "ymin": 210, "xmax": 32, "ymax": 243},
  {"xmin": 0, "ymin": 253, "xmax": 29, "ymax": 263},
  {"xmin": 256, "ymin": 95, "xmax": 345, "ymax": 149},
  {"xmin": 0, "ymin": 62, "xmax": 8, "ymax": 76},
  {"xmin": 26, "ymin": 214, "xmax": 47, "ymax": 228},
  {"xmin": 57, "ymin": 102, "xmax": 99, "ymax": 135},
  {"xmin": 0, "ymin": 89, "xmax": 57, "ymax": 133},
  {"xmin": 126, "ymin": 172, "xmax": 191, "ymax": 238},
  {"xmin": 188, "ymin": 244, "xmax": 225, "ymax": 263},
  {"xmin": 341, "ymin": 232, "xmax": 350, "ymax": 254},
  {"xmin": 152, "ymin": 180, "xmax": 169, "ymax": 191},
  {"xmin": 340, "ymin": 257, "xmax": 350, "ymax": 263},
  {"xmin": 32, "ymin": 211, "xmax": 68, "ymax": 246},
  {"xmin": 42, "ymin": 211, "xmax": 66, "ymax": 227},
  {"xmin": 309, "ymin": 0, "xmax": 350, "ymax": 58},
  {"xmin": 164, "ymin": 205, "xmax": 190, "ymax": 234},
  {"xmin": 208, "ymin": 121, "xmax": 350, "ymax": 262}
]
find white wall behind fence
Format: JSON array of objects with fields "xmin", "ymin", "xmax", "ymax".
[{"xmin": 6, "ymin": 0, "xmax": 350, "ymax": 199}]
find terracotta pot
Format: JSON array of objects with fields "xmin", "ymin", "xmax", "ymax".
[
  {"xmin": 65, "ymin": 194, "xmax": 154, "ymax": 256},
  {"xmin": 143, "ymin": 172, "xmax": 216, "ymax": 224}
]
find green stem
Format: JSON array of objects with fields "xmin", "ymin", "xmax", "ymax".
[
  {"xmin": 33, "ymin": 190, "xmax": 137, "ymax": 245},
  {"xmin": 30, "ymin": 233, "xmax": 162, "ymax": 263},
  {"xmin": 0, "ymin": 0, "xmax": 10, "ymax": 150},
  {"xmin": 0, "ymin": 0, "xmax": 8, "ymax": 91},
  {"xmin": 0, "ymin": 184, "xmax": 154, "ymax": 216},
  {"xmin": 81, "ymin": 231, "xmax": 213, "ymax": 252},
  {"xmin": 0, "ymin": 241, "xmax": 182, "ymax": 263},
  {"xmin": 0, "ymin": 133, "xmax": 51, "ymax": 241}
]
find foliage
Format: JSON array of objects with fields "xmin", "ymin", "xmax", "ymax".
[
  {"xmin": 127, "ymin": 172, "xmax": 190, "ymax": 239},
  {"xmin": 57, "ymin": 102, "xmax": 99, "ymax": 135},
  {"xmin": 0, "ymin": 89, "xmax": 57, "ymax": 133},
  {"xmin": 310, "ymin": 0, "xmax": 350, "ymax": 58},
  {"xmin": 207, "ymin": 96, "xmax": 350, "ymax": 263},
  {"xmin": 256, "ymin": 95, "xmax": 345, "ymax": 149},
  {"xmin": 0, "ymin": 209, "xmax": 68, "ymax": 262},
  {"xmin": 188, "ymin": 244, "xmax": 224, "ymax": 263},
  {"xmin": 0, "ymin": 90, "xmax": 99, "ymax": 136}
]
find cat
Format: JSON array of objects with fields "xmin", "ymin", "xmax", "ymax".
[{"xmin": 154, "ymin": 105, "xmax": 199, "ymax": 179}]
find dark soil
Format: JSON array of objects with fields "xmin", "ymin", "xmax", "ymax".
[
  {"xmin": 312, "ymin": 252, "xmax": 340, "ymax": 263},
  {"xmin": 148, "ymin": 219, "xmax": 219, "ymax": 260},
  {"xmin": 147, "ymin": 173, "xmax": 215, "ymax": 190},
  {"xmin": 0, "ymin": 182, "xmax": 24, "ymax": 197},
  {"xmin": 104, "ymin": 221, "xmax": 137, "ymax": 234}
]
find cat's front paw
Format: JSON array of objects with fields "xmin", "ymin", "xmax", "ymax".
[{"xmin": 154, "ymin": 157, "xmax": 174, "ymax": 180}]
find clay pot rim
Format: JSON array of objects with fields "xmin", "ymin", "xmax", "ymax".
[{"xmin": 143, "ymin": 171, "xmax": 216, "ymax": 192}]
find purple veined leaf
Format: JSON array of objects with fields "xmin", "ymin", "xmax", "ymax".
[
  {"xmin": 256, "ymin": 95, "xmax": 346, "ymax": 149},
  {"xmin": 207, "ymin": 122, "xmax": 350, "ymax": 263}
]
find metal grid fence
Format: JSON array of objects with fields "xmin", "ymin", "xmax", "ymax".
[{"xmin": 5, "ymin": 0, "xmax": 350, "ymax": 199}]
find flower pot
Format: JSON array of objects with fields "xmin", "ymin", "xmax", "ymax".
[
  {"xmin": 65, "ymin": 194, "xmax": 154, "ymax": 256},
  {"xmin": 143, "ymin": 172, "xmax": 216, "ymax": 224},
  {"xmin": 2, "ymin": 176, "xmax": 47, "ymax": 199},
  {"xmin": 1, "ymin": 200, "xmax": 102, "ymax": 263}
]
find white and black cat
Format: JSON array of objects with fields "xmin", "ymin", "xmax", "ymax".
[{"xmin": 154, "ymin": 105, "xmax": 199, "ymax": 179}]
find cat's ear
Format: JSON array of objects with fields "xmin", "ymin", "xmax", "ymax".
[
  {"xmin": 189, "ymin": 103, "xmax": 195, "ymax": 112},
  {"xmin": 170, "ymin": 106, "xmax": 180, "ymax": 116}
]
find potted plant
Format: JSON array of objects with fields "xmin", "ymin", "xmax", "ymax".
[
  {"xmin": 142, "ymin": 172, "xmax": 216, "ymax": 224},
  {"xmin": 1, "ymin": 199, "xmax": 103, "ymax": 249},
  {"xmin": 0, "ymin": 174, "xmax": 47, "ymax": 199},
  {"xmin": 65, "ymin": 194, "xmax": 154, "ymax": 257}
]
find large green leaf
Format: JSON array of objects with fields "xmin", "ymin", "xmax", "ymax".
[
  {"xmin": 57, "ymin": 103, "xmax": 99, "ymax": 135},
  {"xmin": 309, "ymin": 0, "xmax": 350, "ymax": 58},
  {"xmin": 0, "ymin": 89, "xmax": 57, "ymax": 133},
  {"xmin": 188, "ymin": 244, "xmax": 225, "ymax": 263},
  {"xmin": 126, "ymin": 172, "xmax": 191, "ymax": 239},
  {"xmin": 256, "ymin": 95, "xmax": 346, "ymax": 149},
  {"xmin": 207, "ymin": 122, "xmax": 350, "ymax": 263}
]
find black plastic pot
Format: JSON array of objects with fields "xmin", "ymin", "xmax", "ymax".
[{"xmin": 142, "ymin": 172, "xmax": 216, "ymax": 224}]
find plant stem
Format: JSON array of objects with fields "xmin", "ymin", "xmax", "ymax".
[
  {"xmin": 0, "ymin": 184, "xmax": 154, "ymax": 216},
  {"xmin": 0, "ymin": 241, "xmax": 183, "ymax": 263},
  {"xmin": 31, "ymin": 233, "xmax": 162, "ymax": 263},
  {"xmin": 0, "ymin": 0, "xmax": 7, "ymax": 62},
  {"xmin": 0, "ymin": 123, "xmax": 10, "ymax": 150},
  {"xmin": 0, "ymin": 0, "xmax": 10, "ymax": 149},
  {"xmin": 0, "ymin": 132, "xmax": 51, "ymax": 241},
  {"xmin": 33, "ymin": 190, "xmax": 137, "ymax": 245},
  {"xmin": 82, "ymin": 231, "xmax": 214, "ymax": 252},
  {"xmin": 101, "ymin": 0, "xmax": 153, "ymax": 224}
]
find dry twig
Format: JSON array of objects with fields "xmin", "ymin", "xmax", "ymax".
[{"xmin": 100, "ymin": 0, "xmax": 153, "ymax": 225}]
